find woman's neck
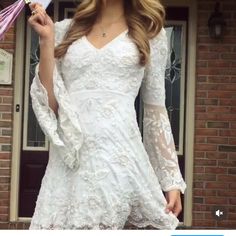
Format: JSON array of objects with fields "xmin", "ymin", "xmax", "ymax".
[{"xmin": 98, "ymin": 0, "xmax": 125, "ymax": 24}]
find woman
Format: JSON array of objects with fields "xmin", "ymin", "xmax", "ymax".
[{"xmin": 28, "ymin": 0, "xmax": 186, "ymax": 230}]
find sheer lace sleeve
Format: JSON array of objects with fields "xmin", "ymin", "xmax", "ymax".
[
  {"xmin": 141, "ymin": 28, "xmax": 186, "ymax": 194},
  {"xmin": 30, "ymin": 19, "xmax": 84, "ymax": 170}
]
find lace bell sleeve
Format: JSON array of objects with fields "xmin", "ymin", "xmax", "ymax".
[
  {"xmin": 141, "ymin": 28, "xmax": 186, "ymax": 194},
  {"xmin": 30, "ymin": 19, "xmax": 84, "ymax": 170}
]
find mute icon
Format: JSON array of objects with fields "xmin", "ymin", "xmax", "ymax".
[
  {"xmin": 212, "ymin": 206, "xmax": 226, "ymax": 220},
  {"xmin": 215, "ymin": 209, "xmax": 224, "ymax": 217}
]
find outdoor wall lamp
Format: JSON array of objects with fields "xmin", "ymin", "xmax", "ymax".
[{"xmin": 208, "ymin": 2, "xmax": 226, "ymax": 39}]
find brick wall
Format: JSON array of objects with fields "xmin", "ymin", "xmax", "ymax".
[
  {"xmin": 194, "ymin": 0, "xmax": 236, "ymax": 228},
  {"xmin": 0, "ymin": 0, "xmax": 15, "ymax": 228}
]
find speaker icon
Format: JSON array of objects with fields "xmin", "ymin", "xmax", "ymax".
[
  {"xmin": 215, "ymin": 209, "xmax": 224, "ymax": 217},
  {"xmin": 212, "ymin": 206, "xmax": 227, "ymax": 220}
]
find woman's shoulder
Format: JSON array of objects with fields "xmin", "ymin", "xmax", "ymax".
[
  {"xmin": 149, "ymin": 27, "xmax": 167, "ymax": 45},
  {"xmin": 148, "ymin": 27, "xmax": 168, "ymax": 54},
  {"xmin": 54, "ymin": 18, "xmax": 73, "ymax": 30},
  {"xmin": 54, "ymin": 18, "xmax": 73, "ymax": 46}
]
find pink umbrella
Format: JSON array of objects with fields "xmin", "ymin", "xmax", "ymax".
[{"xmin": 0, "ymin": 0, "xmax": 51, "ymax": 40}]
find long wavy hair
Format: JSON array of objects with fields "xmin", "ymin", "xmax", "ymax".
[{"xmin": 54, "ymin": 0, "xmax": 165, "ymax": 66}]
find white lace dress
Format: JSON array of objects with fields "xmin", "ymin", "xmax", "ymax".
[{"xmin": 29, "ymin": 18, "xmax": 186, "ymax": 230}]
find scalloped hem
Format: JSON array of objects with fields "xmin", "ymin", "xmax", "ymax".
[{"xmin": 126, "ymin": 219, "xmax": 179, "ymax": 230}]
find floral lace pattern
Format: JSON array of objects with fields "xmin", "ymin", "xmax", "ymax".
[
  {"xmin": 141, "ymin": 30, "xmax": 186, "ymax": 193},
  {"xmin": 29, "ymin": 18, "xmax": 186, "ymax": 230}
]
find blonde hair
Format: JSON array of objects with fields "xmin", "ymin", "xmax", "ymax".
[{"xmin": 55, "ymin": 0, "xmax": 165, "ymax": 66}]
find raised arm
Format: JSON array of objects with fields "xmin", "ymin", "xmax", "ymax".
[
  {"xmin": 29, "ymin": 15, "xmax": 84, "ymax": 170},
  {"xmin": 28, "ymin": 3, "xmax": 58, "ymax": 115}
]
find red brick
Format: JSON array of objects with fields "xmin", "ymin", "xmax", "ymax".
[
  {"xmin": 0, "ymin": 153, "xmax": 11, "ymax": 160},
  {"xmin": 0, "ymin": 137, "xmax": 11, "ymax": 143},
  {"xmin": 0, "ymin": 177, "xmax": 10, "ymax": 184},
  {"xmin": 196, "ymin": 91, "xmax": 207, "ymax": 98},
  {"xmin": 0, "ymin": 169, "xmax": 11, "ymax": 176},
  {"xmin": 218, "ymin": 190, "xmax": 236, "ymax": 197},
  {"xmin": 219, "ymin": 84, "xmax": 236, "ymax": 91},
  {"xmin": 2, "ymin": 114, "xmax": 12, "ymax": 120},
  {"xmin": 196, "ymin": 98, "xmax": 218, "ymax": 105},
  {"xmin": 207, "ymin": 137, "xmax": 228, "ymax": 144},
  {"xmin": 205, "ymin": 167, "xmax": 227, "ymax": 174},
  {"xmin": 0, "ymin": 121, "xmax": 12, "ymax": 128},
  {"xmin": 197, "ymin": 76, "xmax": 207, "ymax": 82},
  {"xmin": 217, "ymin": 113, "xmax": 236, "ymax": 121},
  {"xmin": 195, "ymin": 106, "xmax": 206, "ymax": 113},
  {"xmin": 195, "ymin": 144, "xmax": 217, "ymax": 151},
  {"xmin": 220, "ymin": 130, "xmax": 236, "ymax": 137},
  {"xmin": 0, "ymin": 208, "xmax": 9, "ymax": 215},
  {"xmin": 0, "ymin": 215, "xmax": 8, "ymax": 222},
  {"xmin": 196, "ymin": 128, "xmax": 218, "ymax": 136},
  {"xmin": 206, "ymin": 152, "xmax": 227, "ymax": 159},
  {"xmin": 219, "ymin": 99, "xmax": 236, "ymax": 106},
  {"xmin": 229, "ymin": 183, "xmax": 236, "ymax": 189},
  {"xmin": 205, "ymin": 197, "xmax": 228, "ymax": 204},
  {"xmin": 195, "ymin": 174, "xmax": 216, "ymax": 181},
  {"xmin": 0, "ymin": 192, "xmax": 10, "ymax": 199},
  {"xmin": 192, "ymin": 220, "xmax": 216, "ymax": 227},
  {"xmin": 207, "ymin": 106, "xmax": 231, "ymax": 113},
  {"xmin": 217, "ymin": 175, "xmax": 236, "ymax": 182},
  {"xmin": 2, "ymin": 97, "xmax": 13, "ymax": 104},
  {"xmin": 0, "ymin": 185, "xmax": 10, "ymax": 191},
  {"xmin": 217, "ymin": 221, "xmax": 236, "ymax": 228},
  {"xmin": 195, "ymin": 120, "xmax": 206, "ymax": 128},
  {"xmin": 0, "ymin": 90, "xmax": 13, "ymax": 96},
  {"xmin": 205, "ymin": 182, "xmax": 228, "ymax": 189},
  {"xmin": 194, "ymin": 151, "xmax": 205, "ymax": 158},
  {"xmin": 209, "ymin": 45, "xmax": 232, "ymax": 52},
  {"xmin": 0, "ymin": 161, "xmax": 11, "ymax": 168},
  {"xmin": 0, "ymin": 105, "xmax": 12, "ymax": 112},
  {"xmin": 195, "ymin": 113, "xmax": 218, "ymax": 120},
  {"xmin": 194, "ymin": 166, "xmax": 205, "ymax": 173},
  {"xmin": 194, "ymin": 159, "xmax": 217, "ymax": 166},
  {"xmin": 193, "ymin": 182, "xmax": 204, "ymax": 188},
  {"xmin": 229, "ymin": 138, "xmax": 236, "ymax": 145},
  {"xmin": 197, "ymin": 83, "xmax": 219, "ymax": 90},
  {"xmin": 228, "ymin": 168, "xmax": 236, "ymax": 175},
  {"xmin": 218, "ymin": 160, "xmax": 236, "ymax": 167},
  {"xmin": 229, "ymin": 198, "xmax": 236, "ymax": 205},
  {"xmin": 208, "ymin": 91, "xmax": 236, "ymax": 98},
  {"xmin": 193, "ymin": 212, "xmax": 205, "ymax": 219},
  {"xmin": 221, "ymin": 53, "xmax": 236, "ymax": 60},
  {"xmin": 208, "ymin": 76, "xmax": 231, "ymax": 83},
  {"xmin": 208, "ymin": 60, "xmax": 231, "ymax": 67}
]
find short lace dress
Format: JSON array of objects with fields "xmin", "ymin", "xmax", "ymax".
[{"xmin": 29, "ymin": 18, "xmax": 186, "ymax": 230}]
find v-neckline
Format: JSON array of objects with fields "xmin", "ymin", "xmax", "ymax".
[{"xmin": 83, "ymin": 29, "xmax": 128, "ymax": 51}]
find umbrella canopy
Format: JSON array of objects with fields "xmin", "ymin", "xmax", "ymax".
[{"xmin": 0, "ymin": 0, "xmax": 51, "ymax": 40}]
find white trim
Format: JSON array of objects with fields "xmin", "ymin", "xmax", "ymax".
[
  {"xmin": 10, "ymin": 11, "xmax": 25, "ymax": 222},
  {"xmin": 18, "ymin": 217, "xmax": 31, "ymax": 222}
]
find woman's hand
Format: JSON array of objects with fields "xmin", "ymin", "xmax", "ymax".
[
  {"xmin": 165, "ymin": 189, "xmax": 182, "ymax": 217},
  {"xmin": 28, "ymin": 2, "xmax": 54, "ymax": 42}
]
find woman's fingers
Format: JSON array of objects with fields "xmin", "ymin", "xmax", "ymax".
[
  {"xmin": 29, "ymin": 2, "xmax": 43, "ymax": 11},
  {"xmin": 28, "ymin": 3, "xmax": 48, "ymax": 26},
  {"xmin": 165, "ymin": 198, "xmax": 175, "ymax": 213},
  {"xmin": 172, "ymin": 199, "xmax": 182, "ymax": 217},
  {"xmin": 29, "ymin": 11, "xmax": 46, "ymax": 26},
  {"xmin": 29, "ymin": 3, "xmax": 46, "ymax": 16},
  {"xmin": 165, "ymin": 190, "xmax": 182, "ymax": 217}
]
